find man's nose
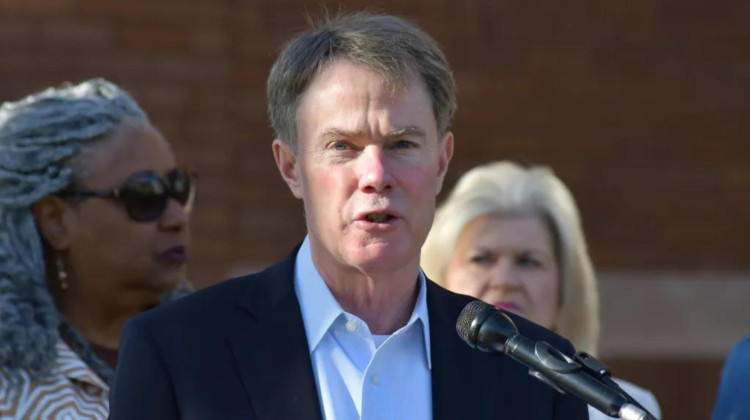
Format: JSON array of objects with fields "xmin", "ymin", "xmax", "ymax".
[{"xmin": 357, "ymin": 146, "xmax": 394, "ymax": 193}]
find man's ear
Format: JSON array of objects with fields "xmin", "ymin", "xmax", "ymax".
[
  {"xmin": 32, "ymin": 196, "xmax": 71, "ymax": 251},
  {"xmin": 435, "ymin": 131, "xmax": 454, "ymax": 195},
  {"xmin": 272, "ymin": 139, "xmax": 303, "ymax": 199}
]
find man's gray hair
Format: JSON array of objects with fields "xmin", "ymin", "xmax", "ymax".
[
  {"xmin": 0, "ymin": 78, "xmax": 147, "ymax": 382},
  {"xmin": 267, "ymin": 12, "xmax": 457, "ymax": 152}
]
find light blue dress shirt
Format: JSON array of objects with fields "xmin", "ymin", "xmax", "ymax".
[{"xmin": 294, "ymin": 236, "xmax": 433, "ymax": 420}]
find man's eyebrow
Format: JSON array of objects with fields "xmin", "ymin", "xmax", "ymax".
[
  {"xmin": 319, "ymin": 128, "xmax": 360, "ymax": 141},
  {"xmin": 387, "ymin": 126, "xmax": 426, "ymax": 139},
  {"xmin": 318, "ymin": 126, "xmax": 427, "ymax": 141}
]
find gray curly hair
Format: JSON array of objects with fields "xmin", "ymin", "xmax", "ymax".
[{"xmin": 0, "ymin": 78, "xmax": 148, "ymax": 383}]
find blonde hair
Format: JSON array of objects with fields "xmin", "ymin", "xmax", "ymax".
[{"xmin": 421, "ymin": 161, "xmax": 600, "ymax": 354}]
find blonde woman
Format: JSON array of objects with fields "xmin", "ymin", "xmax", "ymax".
[{"xmin": 422, "ymin": 160, "xmax": 660, "ymax": 419}]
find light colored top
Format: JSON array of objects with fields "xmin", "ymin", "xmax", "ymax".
[
  {"xmin": 295, "ymin": 236, "xmax": 432, "ymax": 420},
  {"xmin": 0, "ymin": 339, "xmax": 109, "ymax": 420},
  {"xmin": 588, "ymin": 377, "xmax": 661, "ymax": 420}
]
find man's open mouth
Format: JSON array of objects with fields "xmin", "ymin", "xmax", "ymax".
[{"xmin": 363, "ymin": 212, "xmax": 395, "ymax": 223}]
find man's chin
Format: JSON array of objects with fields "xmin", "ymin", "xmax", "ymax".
[{"xmin": 346, "ymin": 243, "xmax": 413, "ymax": 271}]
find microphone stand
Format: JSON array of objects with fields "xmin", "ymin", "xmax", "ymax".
[
  {"xmin": 505, "ymin": 335, "xmax": 657, "ymax": 420},
  {"xmin": 458, "ymin": 301, "xmax": 658, "ymax": 420},
  {"xmin": 570, "ymin": 351, "xmax": 656, "ymax": 420}
]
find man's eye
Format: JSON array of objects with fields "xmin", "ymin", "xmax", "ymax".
[
  {"xmin": 394, "ymin": 140, "xmax": 415, "ymax": 149},
  {"xmin": 332, "ymin": 142, "xmax": 350, "ymax": 151}
]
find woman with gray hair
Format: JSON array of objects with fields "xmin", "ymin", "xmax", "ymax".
[
  {"xmin": 421, "ymin": 160, "xmax": 661, "ymax": 419},
  {"xmin": 0, "ymin": 79, "xmax": 194, "ymax": 419}
]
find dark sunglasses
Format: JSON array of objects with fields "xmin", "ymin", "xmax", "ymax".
[{"xmin": 59, "ymin": 169, "xmax": 195, "ymax": 222}]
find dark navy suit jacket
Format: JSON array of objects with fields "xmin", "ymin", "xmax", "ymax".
[{"xmin": 109, "ymin": 246, "xmax": 588, "ymax": 419}]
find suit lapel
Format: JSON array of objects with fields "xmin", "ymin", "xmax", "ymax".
[
  {"xmin": 428, "ymin": 280, "xmax": 522, "ymax": 420},
  {"xmin": 229, "ymin": 247, "xmax": 323, "ymax": 420}
]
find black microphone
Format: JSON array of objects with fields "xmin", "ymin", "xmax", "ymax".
[{"xmin": 456, "ymin": 300, "xmax": 657, "ymax": 420}]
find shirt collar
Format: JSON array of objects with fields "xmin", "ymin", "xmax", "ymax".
[
  {"xmin": 294, "ymin": 235, "xmax": 432, "ymax": 369},
  {"xmin": 56, "ymin": 339, "xmax": 110, "ymax": 392}
]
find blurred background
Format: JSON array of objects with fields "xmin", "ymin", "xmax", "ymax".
[{"xmin": 1, "ymin": 0, "xmax": 747, "ymax": 418}]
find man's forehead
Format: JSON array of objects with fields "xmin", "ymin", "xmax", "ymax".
[
  {"xmin": 294, "ymin": 59, "xmax": 438, "ymax": 145},
  {"xmin": 308, "ymin": 58, "xmax": 422, "ymax": 97}
]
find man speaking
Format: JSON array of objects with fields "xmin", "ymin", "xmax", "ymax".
[{"xmin": 109, "ymin": 12, "xmax": 588, "ymax": 420}]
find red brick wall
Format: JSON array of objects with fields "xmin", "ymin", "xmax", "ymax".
[{"xmin": 1, "ymin": 1, "xmax": 746, "ymax": 418}]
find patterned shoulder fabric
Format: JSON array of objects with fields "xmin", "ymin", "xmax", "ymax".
[{"xmin": 0, "ymin": 340, "xmax": 109, "ymax": 420}]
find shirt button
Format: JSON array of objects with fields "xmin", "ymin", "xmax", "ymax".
[
  {"xmin": 345, "ymin": 320, "xmax": 357, "ymax": 332},
  {"xmin": 372, "ymin": 374, "xmax": 380, "ymax": 385}
]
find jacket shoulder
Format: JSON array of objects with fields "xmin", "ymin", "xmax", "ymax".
[
  {"xmin": 130, "ymin": 245, "xmax": 298, "ymax": 342},
  {"xmin": 426, "ymin": 279, "xmax": 578, "ymax": 355}
]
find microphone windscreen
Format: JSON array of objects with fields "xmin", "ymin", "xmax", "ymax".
[{"xmin": 456, "ymin": 300, "xmax": 489, "ymax": 343}]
